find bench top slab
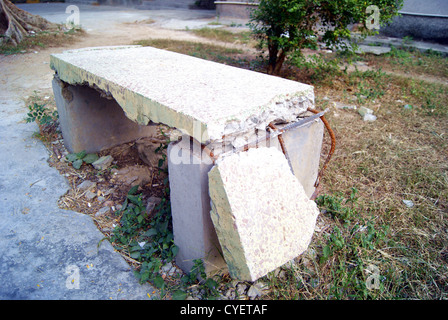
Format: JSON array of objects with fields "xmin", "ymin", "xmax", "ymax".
[{"xmin": 50, "ymin": 46, "xmax": 314, "ymax": 144}]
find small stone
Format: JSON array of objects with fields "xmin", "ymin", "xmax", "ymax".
[
  {"xmin": 92, "ymin": 155, "xmax": 114, "ymax": 170},
  {"xmin": 358, "ymin": 106, "xmax": 373, "ymax": 117},
  {"xmin": 247, "ymin": 282, "xmax": 269, "ymax": 300},
  {"xmin": 103, "ymin": 188, "xmax": 115, "ymax": 196},
  {"xmin": 95, "ymin": 206, "xmax": 110, "ymax": 217},
  {"xmin": 236, "ymin": 283, "xmax": 247, "ymax": 296},
  {"xmin": 112, "ymin": 165, "xmax": 152, "ymax": 186},
  {"xmin": 146, "ymin": 196, "xmax": 162, "ymax": 214},
  {"xmin": 363, "ymin": 114, "xmax": 377, "ymax": 121},
  {"xmin": 333, "ymin": 102, "xmax": 356, "ymax": 110},
  {"xmin": 403, "ymin": 200, "xmax": 414, "ymax": 208},
  {"xmin": 77, "ymin": 180, "xmax": 96, "ymax": 192},
  {"xmin": 85, "ymin": 190, "xmax": 97, "ymax": 200},
  {"xmin": 104, "ymin": 200, "xmax": 115, "ymax": 207},
  {"xmin": 161, "ymin": 262, "xmax": 173, "ymax": 274},
  {"xmin": 225, "ymin": 288, "xmax": 236, "ymax": 300},
  {"xmin": 135, "ymin": 138, "xmax": 167, "ymax": 169}
]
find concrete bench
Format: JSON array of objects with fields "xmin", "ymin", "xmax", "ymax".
[{"xmin": 50, "ymin": 46, "xmax": 323, "ymax": 281}]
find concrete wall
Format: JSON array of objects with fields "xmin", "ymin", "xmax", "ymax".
[
  {"xmin": 215, "ymin": 1, "xmax": 258, "ymax": 19},
  {"xmin": 380, "ymin": 0, "xmax": 448, "ymax": 44},
  {"xmin": 64, "ymin": 0, "xmax": 143, "ymax": 5}
]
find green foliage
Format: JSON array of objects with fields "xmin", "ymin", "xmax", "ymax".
[
  {"xmin": 110, "ymin": 183, "xmax": 177, "ymax": 287},
  {"xmin": 348, "ymin": 68, "xmax": 388, "ymax": 103},
  {"xmin": 249, "ymin": 0, "xmax": 403, "ymax": 74},
  {"xmin": 25, "ymin": 102, "xmax": 59, "ymax": 129},
  {"xmin": 65, "ymin": 150, "xmax": 99, "ymax": 169},
  {"xmin": 177, "ymin": 259, "xmax": 220, "ymax": 299},
  {"xmin": 110, "ymin": 182, "xmax": 221, "ymax": 299}
]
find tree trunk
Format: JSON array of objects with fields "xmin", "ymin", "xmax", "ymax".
[
  {"xmin": 0, "ymin": 0, "xmax": 56, "ymax": 46},
  {"xmin": 267, "ymin": 44, "xmax": 286, "ymax": 76}
]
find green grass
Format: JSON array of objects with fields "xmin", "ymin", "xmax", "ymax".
[
  {"xmin": 191, "ymin": 27, "xmax": 253, "ymax": 45},
  {"xmin": 363, "ymin": 46, "xmax": 448, "ymax": 79},
  {"xmin": 134, "ymin": 38, "xmax": 261, "ymax": 69}
]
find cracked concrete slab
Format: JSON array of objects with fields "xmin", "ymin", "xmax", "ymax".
[{"xmin": 50, "ymin": 45, "xmax": 314, "ymax": 147}]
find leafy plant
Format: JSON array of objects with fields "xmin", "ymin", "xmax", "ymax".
[
  {"xmin": 25, "ymin": 102, "xmax": 59, "ymax": 132},
  {"xmin": 65, "ymin": 150, "xmax": 99, "ymax": 169},
  {"xmin": 348, "ymin": 68, "xmax": 387, "ymax": 103},
  {"xmin": 110, "ymin": 176, "xmax": 221, "ymax": 299},
  {"xmin": 110, "ymin": 179, "xmax": 178, "ymax": 288},
  {"xmin": 177, "ymin": 259, "xmax": 220, "ymax": 299}
]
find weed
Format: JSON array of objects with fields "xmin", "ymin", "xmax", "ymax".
[
  {"xmin": 348, "ymin": 68, "xmax": 387, "ymax": 103},
  {"xmin": 65, "ymin": 151, "xmax": 99, "ymax": 169},
  {"xmin": 364, "ymin": 45, "xmax": 448, "ymax": 79},
  {"xmin": 106, "ymin": 136, "xmax": 221, "ymax": 299},
  {"xmin": 25, "ymin": 102, "xmax": 58, "ymax": 130},
  {"xmin": 110, "ymin": 183, "xmax": 176, "ymax": 288},
  {"xmin": 178, "ymin": 259, "xmax": 220, "ymax": 299}
]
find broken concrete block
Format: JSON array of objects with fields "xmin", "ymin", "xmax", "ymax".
[
  {"xmin": 208, "ymin": 147, "xmax": 320, "ymax": 281},
  {"xmin": 276, "ymin": 118, "xmax": 324, "ymax": 198},
  {"xmin": 363, "ymin": 114, "xmax": 377, "ymax": 121},
  {"xmin": 92, "ymin": 155, "xmax": 114, "ymax": 170}
]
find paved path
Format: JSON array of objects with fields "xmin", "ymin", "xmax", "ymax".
[{"xmin": 0, "ymin": 94, "xmax": 158, "ymax": 300}]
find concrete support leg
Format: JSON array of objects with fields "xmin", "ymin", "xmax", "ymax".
[
  {"xmin": 280, "ymin": 119, "xmax": 325, "ymax": 198},
  {"xmin": 167, "ymin": 138, "xmax": 227, "ymax": 276},
  {"xmin": 52, "ymin": 76, "xmax": 157, "ymax": 154}
]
